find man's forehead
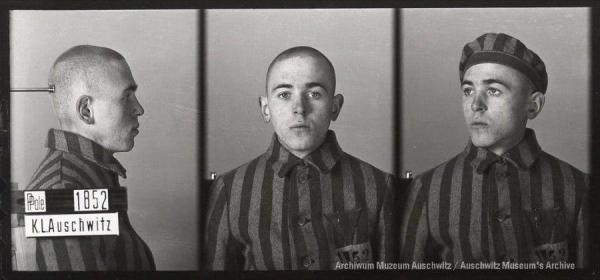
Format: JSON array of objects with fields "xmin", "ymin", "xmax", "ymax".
[
  {"xmin": 464, "ymin": 63, "xmax": 523, "ymax": 81},
  {"xmin": 463, "ymin": 63, "xmax": 535, "ymax": 92},
  {"xmin": 268, "ymin": 56, "xmax": 333, "ymax": 83},
  {"xmin": 271, "ymin": 54, "xmax": 330, "ymax": 70}
]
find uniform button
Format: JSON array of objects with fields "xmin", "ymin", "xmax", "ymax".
[
  {"xmin": 297, "ymin": 215, "xmax": 311, "ymax": 226},
  {"xmin": 298, "ymin": 173, "xmax": 309, "ymax": 184},
  {"xmin": 496, "ymin": 212, "xmax": 510, "ymax": 222},
  {"xmin": 301, "ymin": 256, "xmax": 314, "ymax": 268}
]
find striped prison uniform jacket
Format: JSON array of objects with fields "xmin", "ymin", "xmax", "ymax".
[
  {"xmin": 23, "ymin": 129, "xmax": 155, "ymax": 271},
  {"xmin": 400, "ymin": 129, "xmax": 589, "ymax": 267},
  {"xmin": 205, "ymin": 130, "xmax": 396, "ymax": 270}
]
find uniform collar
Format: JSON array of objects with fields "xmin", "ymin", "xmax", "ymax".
[
  {"xmin": 267, "ymin": 130, "xmax": 344, "ymax": 178},
  {"xmin": 467, "ymin": 128, "xmax": 542, "ymax": 174},
  {"xmin": 47, "ymin": 129, "xmax": 127, "ymax": 178}
]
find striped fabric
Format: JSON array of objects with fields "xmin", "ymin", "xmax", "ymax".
[
  {"xmin": 205, "ymin": 130, "xmax": 396, "ymax": 270},
  {"xmin": 400, "ymin": 129, "xmax": 588, "ymax": 268},
  {"xmin": 22, "ymin": 129, "xmax": 155, "ymax": 271},
  {"xmin": 459, "ymin": 33, "xmax": 548, "ymax": 93}
]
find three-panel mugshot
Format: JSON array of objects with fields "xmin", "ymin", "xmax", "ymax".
[{"xmin": 1, "ymin": 6, "xmax": 597, "ymax": 278}]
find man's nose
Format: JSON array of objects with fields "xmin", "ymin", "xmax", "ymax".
[
  {"xmin": 292, "ymin": 94, "xmax": 306, "ymax": 115},
  {"xmin": 470, "ymin": 91, "xmax": 487, "ymax": 112},
  {"xmin": 132, "ymin": 95, "xmax": 144, "ymax": 116}
]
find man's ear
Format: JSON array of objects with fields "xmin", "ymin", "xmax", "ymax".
[
  {"xmin": 527, "ymin": 91, "xmax": 545, "ymax": 120},
  {"xmin": 331, "ymin": 94, "xmax": 344, "ymax": 121},
  {"xmin": 77, "ymin": 95, "xmax": 94, "ymax": 124},
  {"xmin": 259, "ymin": 95, "xmax": 270, "ymax": 123}
]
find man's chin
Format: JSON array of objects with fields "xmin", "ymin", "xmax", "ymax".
[
  {"xmin": 470, "ymin": 136, "xmax": 495, "ymax": 149},
  {"xmin": 281, "ymin": 138, "xmax": 319, "ymax": 154}
]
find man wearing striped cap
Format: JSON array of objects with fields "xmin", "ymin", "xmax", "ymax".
[
  {"xmin": 205, "ymin": 46, "xmax": 396, "ymax": 270},
  {"xmin": 15, "ymin": 45, "xmax": 155, "ymax": 270},
  {"xmin": 400, "ymin": 33, "xmax": 588, "ymax": 268}
]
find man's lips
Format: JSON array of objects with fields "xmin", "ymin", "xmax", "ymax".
[
  {"xmin": 290, "ymin": 124, "xmax": 310, "ymax": 130},
  {"xmin": 470, "ymin": 121, "xmax": 488, "ymax": 128},
  {"xmin": 132, "ymin": 124, "xmax": 140, "ymax": 135}
]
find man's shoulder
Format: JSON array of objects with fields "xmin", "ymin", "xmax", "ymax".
[
  {"xmin": 215, "ymin": 152, "xmax": 268, "ymax": 184},
  {"xmin": 26, "ymin": 149, "xmax": 67, "ymax": 191},
  {"xmin": 539, "ymin": 150, "xmax": 589, "ymax": 180},
  {"xmin": 26, "ymin": 149, "xmax": 104, "ymax": 191},
  {"xmin": 416, "ymin": 151, "xmax": 464, "ymax": 181}
]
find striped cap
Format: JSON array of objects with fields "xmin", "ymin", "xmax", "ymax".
[{"xmin": 459, "ymin": 33, "xmax": 548, "ymax": 93}]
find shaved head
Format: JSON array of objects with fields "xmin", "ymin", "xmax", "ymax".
[
  {"xmin": 49, "ymin": 45, "xmax": 128, "ymax": 127},
  {"xmin": 48, "ymin": 45, "xmax": 144, "ymax": 153},
  {"xmin": 266, "ymin": 46, "xmax": 336, "ymax": 95}
]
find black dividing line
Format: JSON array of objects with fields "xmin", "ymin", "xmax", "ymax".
[
  {"xmin": 1, "ymin": 5, "xmax": 10, "ymax": 277},
  {"xmin": 394, "ymin": 8, "xmax": 401, "ymax": 178},
  {"xmin": 198, "ymin": 8, "xmax": 207, "ymax": 273},
  {"xmin": 590, "ymin": 6, "xmax": 600, "ymax": 273}
]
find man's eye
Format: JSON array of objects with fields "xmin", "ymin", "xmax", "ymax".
[
  {"xmin": 487, "ymin": 88, "xmax": 501, "ymax": 96},
  {"xmin": 463, "ymin": 88, "xmax": 474, "ymax": 96},
  {"xmin": 308, "ymin": 91, "xmax": 322, "ymax": 99},
  {"xmin": 277, "ymin": 92, "xmax": 291, "ymax": 99}
]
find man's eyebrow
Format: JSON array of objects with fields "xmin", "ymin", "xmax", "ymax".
[
  {"xmin": 306, "ymin": 82, "xmax": 327, "ymax": 91},
  {"xmin": 461, "ymin": 79, "xmax": 511, "ymax": 90},
  {"xmin": 482, "ymin": 79, "xmax": 510, "ymax": 89},
  {"xmin": 271, "ymin": 83, "xmax": 292, "ymax": 92}
]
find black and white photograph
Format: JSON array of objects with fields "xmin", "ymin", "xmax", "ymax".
[
  {"xmin": 9, "ymin": 10, "xmax": 199, "ymax": 271},
  {"xmin": 400, "ymin": 8, "xmax": 590, "ymax": 269},
  {"xmin": 0, "ymin": 3, "xmax": 597, "ymax": 280},
  {"xmin": 204, "ymin": 9, "xmax": 396, "ymax": 270}
]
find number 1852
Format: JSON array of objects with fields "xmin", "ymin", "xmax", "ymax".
[{"xmin": 73, "ymin": 189, "xmax": 109, "ymax": 212}]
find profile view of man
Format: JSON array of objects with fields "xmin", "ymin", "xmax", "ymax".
[
  {"xmin": 400, "ymin": 33, "xmax": 588, "ymax": 268},
  {"xmin": 204, "ymin": 46, "xmax": 396, "ymax": 270},
  {"xmin": 16, "ymin": 45, "xmax": 155, "ymax": 270}
]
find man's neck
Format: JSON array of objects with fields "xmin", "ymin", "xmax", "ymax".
[
  {"xmin": 278, "ymin": 140, "xmax": 323, "ymax": 160},
  {"xmin": 486, "ymin": 129, "xmax": 527, "ymax": 156},
  {"xmin": 57, "ymin": 127, "xmax": 115, "ymax": 156}
]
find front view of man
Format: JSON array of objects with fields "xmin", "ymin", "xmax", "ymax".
[
  {"xmin": 205, "ymin": 46, "xmax": 395, "ymax": 270},
  {"xmin": 400, "ymin": 33, "xmax": 588, "ymax": 267},
  {"xmin": 19, "ymin": 45, "xmax": 155, "ymax": 270}
]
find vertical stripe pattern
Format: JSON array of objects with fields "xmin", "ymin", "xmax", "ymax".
[
  {"xmin": 204, "ymin": 131, "xmax": 396, "ymax": 270},
  {"xmin": 22, "ymin": 129, "xmax": 155, "ymax": 271},
  {"xmin": 399, "ymin": 129, "xmax": 588, "ymax": 267}
]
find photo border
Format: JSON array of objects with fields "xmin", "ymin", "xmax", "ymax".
[{"xmin": 0, "ymin": 1, "xmax": 597, "ymax": 280}]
